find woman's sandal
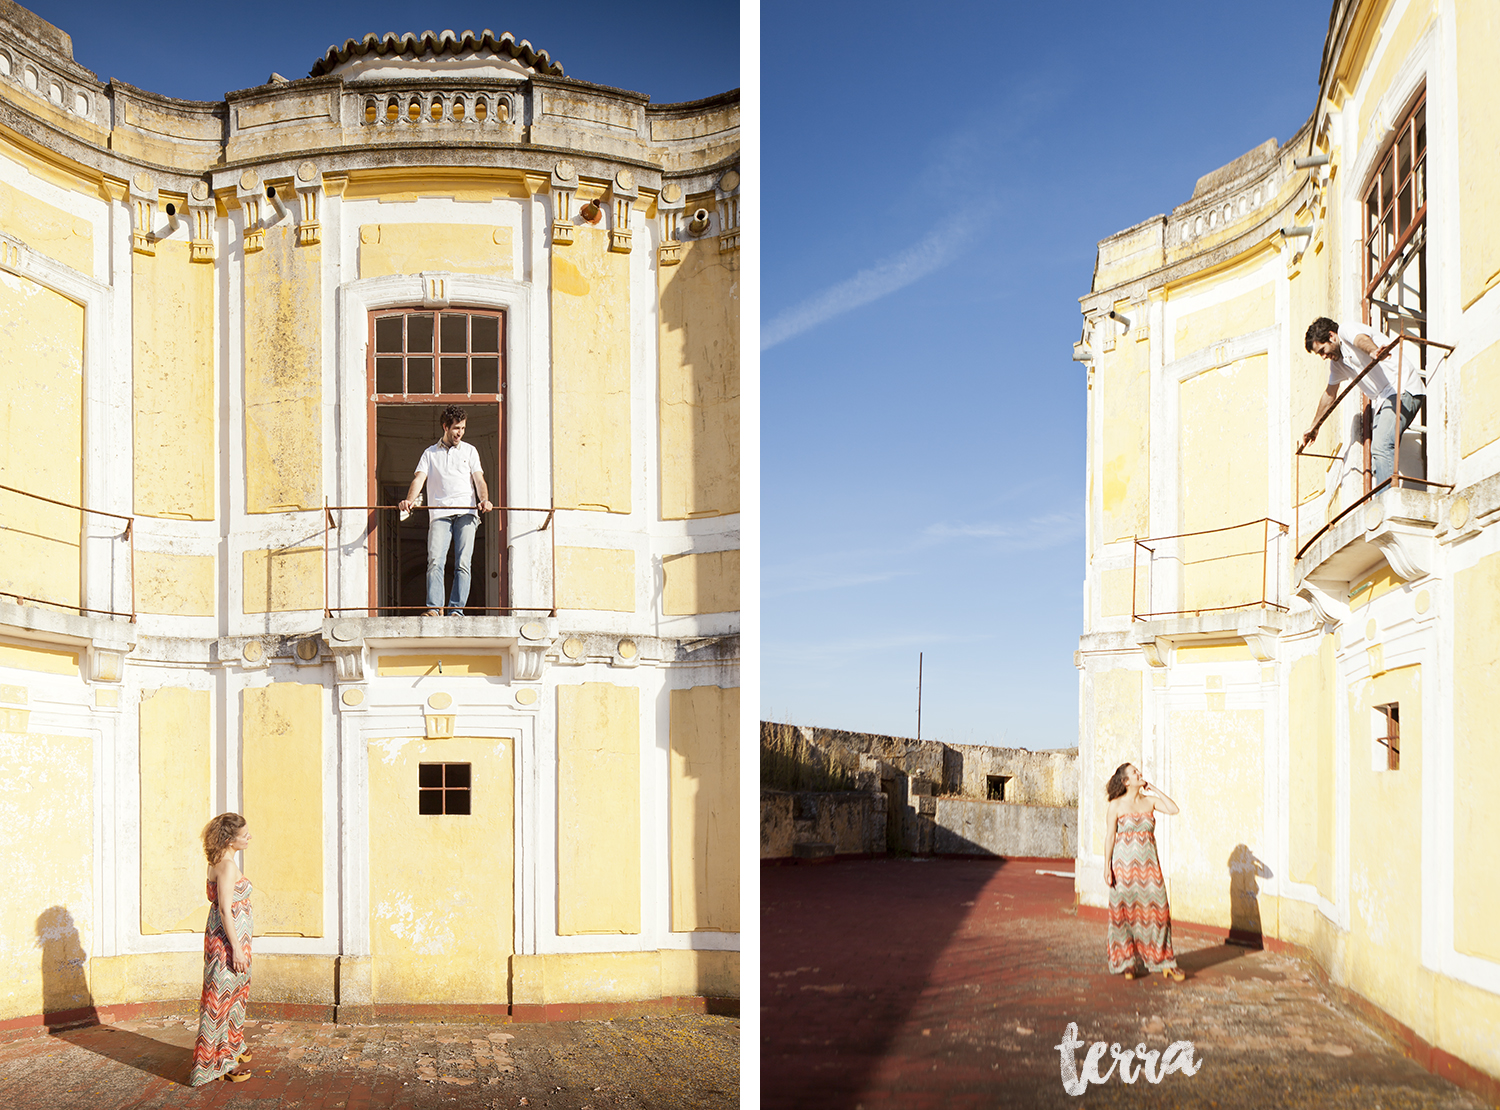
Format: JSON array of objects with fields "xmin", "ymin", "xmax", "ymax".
[
  {"xmin": 224, "ymin": 1068, "xmax": 252, "ymax": 1083},
  {"xmin": 237, "ymin": 1052, "xmax": 252, "ymax": 1063},
  {"xmin": 1162, "ymin": 967, "xmax": 1186, "ymax": 982},
  {"xmin": 1123, "ymin": 970, "xmax": 1138, "ymax": 980}
]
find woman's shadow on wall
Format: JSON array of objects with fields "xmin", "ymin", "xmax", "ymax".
[
  {"xmin": 1174, "ymin": 846, "xmax": 1273, "ymax": 977},
  {"xmin": 38, "ymin": 907, "xmax": 193, "ymax": 1085}
]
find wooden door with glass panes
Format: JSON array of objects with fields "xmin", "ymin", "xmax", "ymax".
[{"xmin": 368, "ymin": 308, "xmax": 505, "ymax": 615}]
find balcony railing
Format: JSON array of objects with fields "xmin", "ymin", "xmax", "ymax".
[
  {"xmin": 1131, "ymin": 517, "xmax": 1290, "ymax": 622},
  {"xmin": 0, "ymin": 483, "xmax": 134, "ymax": 621},
  {"xmin": 322, "ymin": 501, "xmax": 556, "ymax": 618},
  {"xmin": 1294, "ymin": 334, "xmax": 1454, "ymax": 559}
]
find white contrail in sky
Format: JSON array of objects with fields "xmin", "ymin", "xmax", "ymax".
[{"xmin": 761, "ymin": 217, "xmax": 970, "ymax": 350}]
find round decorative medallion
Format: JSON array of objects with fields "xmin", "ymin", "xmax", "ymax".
[
  {"xmin": 521, "ymin": 621, "xmax": 544, "ymax": 640},
  {"xmin": 332, "ymin": 621, "xmax": 358, "ymax": 642},
  {"xmin": 719, "ymin": 169, "xmax": 740, "ymax": 192},
  {"xmin": 239, "ymin": 170, "xmax": 259, "ymax": 192},
  {"xmin": 617, "ymin": 639, "xmax": 638, "ymax": 660},
  {"xmin": 191, "ymin": 181, "xmax": 210, "ymax": 201},
  {"xmin": 1363, "ymin": 502, "xmax": 1384, "ymax": 531},
  {"xmin": 1450, "ymin": 497, "xmax": 1471, "ymax": 530},
  {"xmin": 562, "ymin": 637, "xmax": 584, "ymax": 659},
  {"xmin": 242, "ymin": 641, "xmax": 263, "ymax": 663},
  {"xmin": 515, "ymin": 688, "xmax": 538, "ymax": 706},
  {"xmin": 615, "ymin": 169, "xmax": 635, "ymax": 191},
  {"xmin": 1415, "ymin": 589, "xmax": 1431, "ymax": 615},
  {"xmin": 661, "ymin": 183, "xmax": 682, "ymax": 204},
  {"xmin": 341, "ymin": 688, "xmax": 364, "ymax": 706},
  {"xmin": 296, "ymin": 638, "xmax": 319, "ymax": 661},
  {"xmin": 428, "ymin": 692, "xmax": 453, "ymax": 710},
  {"xmin": 131, "ymin": 172, "xmax": 153, "ymax": 193},
  {"xmin": 1365, "ymin": 619, "xmax": 1377, "ymax": 642},
  {"xmin": 297, "ymin": 161, "xmax": 318, "ymax": 183},
  {"xmin": 554, "ymin": 160, "xmax": 576, "ymax": 182}
]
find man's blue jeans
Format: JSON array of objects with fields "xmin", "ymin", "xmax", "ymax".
[
  {"xmin": 1372, "ymin": 391, "xmax": 1423, "ymax": 488},
  {"xmin": 426, "ymin": 512, "xmax": 477, "ymax": 613}
]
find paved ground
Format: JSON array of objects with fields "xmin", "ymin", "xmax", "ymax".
[
  {"xmin": 0, "ymin": 1012, "xmax": 738, "ymax": 1110},
  {"xmin": 762, "ymin": 857, "xmax": 1495, "ymax": 1110}
]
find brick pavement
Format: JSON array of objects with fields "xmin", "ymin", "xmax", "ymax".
[
  {"xmin": 762, "ymin": 857, "xmax": 1496, "ymax": 1109},
  {"xmin": 0, "ymin": 1010, "xmax": 737, "ymax": 1110}
]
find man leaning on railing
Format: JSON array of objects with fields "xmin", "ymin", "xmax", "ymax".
[
  {"xmin": 398, "ymin": 404, "xmax": 493, "ymax": 617},
  {"xmin": 1299, "ymin": 316, "xmax": 1423, "ymax": 488}
]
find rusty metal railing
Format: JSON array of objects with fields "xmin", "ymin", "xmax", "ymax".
[
  {"xmin": 1131, "ymin": 517, "xmax": 1290, "ymax": 621},
  {"xmin": 1294, "ymin": 334, "xmax": 1454, "ymax": 560},
  {"xmin": 0, "ymin": 483, "xmax": 135, "ymax": 621},
  {"xmin": 322, "ymin": 501, "xmax": 556, "ymax": 618}
]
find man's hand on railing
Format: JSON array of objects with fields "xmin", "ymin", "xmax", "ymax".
[{"xmin": 479, "ymin": 499, "xmax": 493, "ymax": 514}]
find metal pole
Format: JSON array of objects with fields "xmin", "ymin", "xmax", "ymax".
[{"xmin": 916, "ymin": 652, "xmax": 923, "ymax": 741}]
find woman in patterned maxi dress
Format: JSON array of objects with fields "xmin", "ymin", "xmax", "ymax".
[
  {"xmin": 1104, "ymin": 763, "xmax": 1185, "ymax": 981},
  {"xmin": 190, "ymin": 813, "xmax": 255, "ymax": 1084}
]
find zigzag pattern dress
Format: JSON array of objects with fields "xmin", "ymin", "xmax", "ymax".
[
  {"xmin": 189, "ymin": 876, "xmax": 253, "ymax": 1085},
  {"xmin": 1107, "ymin": 811, "xmax": 1178, "ymax": 974}
]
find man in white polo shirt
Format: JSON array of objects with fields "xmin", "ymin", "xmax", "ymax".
[
  {"xmin": 1299, "ymin": 316, "xmax": 1424, "ymax": 489},
  {"xmin": 399, "ymin": 405, "xmax": 492, "ymax": 616}
]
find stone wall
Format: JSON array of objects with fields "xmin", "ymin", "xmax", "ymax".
[
  {"xmin": 932, "ymin": 799, "xmax": 1078, "ymax": 858},
  {"xmin": 760, "ymin": 790, "xmax": 886, "ymax": 859}
]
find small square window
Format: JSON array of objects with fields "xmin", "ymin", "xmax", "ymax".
[
  {"xmin": 418, "ymin": 762, "xmax": 472, "ymax": 814},
  {"xmin": 1374, "ymin": 703, "xmax": 1400, "ymax": 771},
  {"xmin": 986, "ymin": 774, "xmax": 1011, "ymax": 801}
]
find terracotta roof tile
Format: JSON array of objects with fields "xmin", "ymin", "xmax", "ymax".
[{"xmin": 308, "ymin": 29, "xmax": 563, "ymax": 78}]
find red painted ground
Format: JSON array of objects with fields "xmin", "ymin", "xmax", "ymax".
[{"xmin": 761, "ymin": 857, "xmax": 1491, "ymax": 1110}]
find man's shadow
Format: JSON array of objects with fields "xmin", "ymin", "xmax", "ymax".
[
  {"xmin": 1173, "ymin": 845, "xmax": 1273, "ymax": 977},
  {"xmin": 38, "ymin": 906, "xmax": 195, "ymax": 1085}
]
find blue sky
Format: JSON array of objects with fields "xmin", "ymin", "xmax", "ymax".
[
  {"xmin": 760, "ymin": 1, "xmax": 1331, "ymax": 749},
  {"xmin": 22, "ymin": 0, "xmax": 737, "ymax": 104}
]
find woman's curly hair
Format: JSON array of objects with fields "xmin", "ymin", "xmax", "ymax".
[
  {"xmin": 1105, "ymin": 763, "xmax": 1133, "ymax": 802},
  {"xmin": 202, "ymin": 812, "xmax": 246, "ymax": 863}
]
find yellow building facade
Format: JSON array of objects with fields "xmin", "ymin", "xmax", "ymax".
[
  {"xmin": 1077, "ymin": 0, "xmax": 1499, "ymax": 1090},
  {"xmin": 0, "ymin": 0, "xmax": 738, "ymax": 1026}
]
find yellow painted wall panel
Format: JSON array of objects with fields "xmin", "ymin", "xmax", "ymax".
[
  {"xmin": 1166, "ymin": 708, "xmax": 1265, "ymax": 930},
  {"xmin": 557, "ymin": 684, "xmax": 640, "ymax": 935},
  {"xmin": 377, "ymin": 655, "xmax": 504, "ymax": 677},
  {"xmin": 1089, "ymin": 669, "xmax": 1141, "ymax": 855},
  {"xmin": 244, "ymin": 224, "xmax": 322, "ymax": 512},
  {"xmin": 1098, "ymin": 565, "xmax": 1143, "ymax": 618},
  {"xmin": 555, "ymin": 546, "xmax": 636, "ymax": 612},
  {"xmin": 242, "ymin": 547, "xmax": 323, "ymax": 613},
  {"xmin": 1459, "ymin": 339, "xmax": 1500, "ymax": 457},
  {"xmin": 1454, "ymin": 556, "xmax": 1500, "ymax": 961},
  {"xmin": 1458, "ymin": 2, "xmax": 1500, "ymax": 306},
  {"xmin": 242, "ymin": 683, "xmax": 323, "ymax": 936},
  {"xmin": 133, "ymin": 239, "xmax": 215, "ymax": 519},
  {"xmin": 367, "ymin": 736, "xmax": 513, "ymax": 1004},
  {"xmin": 1172, "ymin": 283, "xmax": 1273, "ymax": 361},
  {"xmin": 659, "ymin": 237, "xmax": 739, "ymax": 518},
  {"xmin": 551, "ymin": 227, "xmax": 630, "ymax": 512},
  {"xmin": 139, "ymin": 688, "xmax": 212, "ymax": 934},
  {"xmin": 1346, "ymin": 665, "xmax": 1424, "ymax": 1027},
  {"xmin": 1179, "ymin": 355, "xmax": 1268, "ymax": 611},
  {"xmin": 511, "ymin": 951, "xmax": 660, "ymax": 1005},
  {"xmin": 135, "ymin": 551, "xmax": 215, "ymax": 618},
  {"xmin": 1099, "ymin": 341, "xmax": 1149, "ymax": 543},
  {"xmin": 0, "ymin": 641, "xmax": 79, "ymax": 675},
  {"xmin": 0, "ymin": 271, "xmax": 83, "ymax": 611},
  {"xmin": 1288, "ymin": 635, "xmax": 1336, "ymax": 898},
  {"xmin": 0, "ymin": 177, "xmax": 92, "ymax": 274},
  {"xmin": 358, "ymin": 223, "xmax": 513, "ymax": 278},
  {"xmin": 669, "ymin": 685, "xmax": 738, "ymax": 932},
  {"xmin": 88, "ymin": 952, "xmax": 202, "ymax": 1007},
  {"xmin": 0, "ymin": 731, "xmax": 93, "ymax": 1021},
  {"xmin": 661, "ymin": 550, "xmax": 738, "ymax": 615}
]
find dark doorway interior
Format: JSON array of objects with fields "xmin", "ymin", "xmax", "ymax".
[{"xmin": 373, "ymin": 405, "xmax": 499, "ymax": 615}]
